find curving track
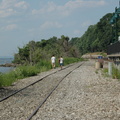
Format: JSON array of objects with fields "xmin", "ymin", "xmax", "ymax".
[{"xmin": 0, "ymin": 62, "xmax": 84, "ymax": 120}]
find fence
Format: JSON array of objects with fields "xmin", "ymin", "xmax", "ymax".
[{"xmin": 107, "ymin": 41, "xmax": 120, "ymax": 55}]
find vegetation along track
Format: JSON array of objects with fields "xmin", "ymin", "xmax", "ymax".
[
  {"xmin": 0, "ymin": 63, "xmax": 74, "ymax": 102},
  {"xmin": 0, "ymin": 62, "xmax": 84, "ymax": 120}
]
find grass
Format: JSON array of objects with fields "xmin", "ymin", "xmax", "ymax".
[
  {"xmin": 112, "ymin": 66, "xmax": 120, "ymax": 79},
  {"xmin": 63, "ymin": 57, "xmax": 84, "ymax": 65},
  {"xmin": 102, "ymin": 65, "xmax": 120, "ymax": 79},
  {"xmin": 0, "ymin": 57, "xmax": 84, "ymax": 87},
  {"xmin": 102, "ymin": 68, "xmax": 109, "ymax": 77},
  {"xmin": 0, "ymin": 72, "xmax": 16, "ymax": 87}
]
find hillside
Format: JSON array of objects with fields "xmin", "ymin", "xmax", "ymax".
[{"xmin": 70, "ymin": 13, "xmax": 120, "ymax": 55}]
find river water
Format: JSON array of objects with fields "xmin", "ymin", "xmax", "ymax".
[{"xmin": 0, "ymin": 57, "xmax": 14, "ymax": 73}]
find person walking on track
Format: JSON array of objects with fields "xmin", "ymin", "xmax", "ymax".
[
  {"xmin": 59, "ymin": 56, "xmax": 64, "ymax": 70},
  {"xmin": 51, "ymin": 55, "xmax": 56, "ymax": 69}
]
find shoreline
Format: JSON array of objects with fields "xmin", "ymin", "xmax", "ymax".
[{"xmin": 0, "ymin": 63, "xmax": 17, "ymax": 67}]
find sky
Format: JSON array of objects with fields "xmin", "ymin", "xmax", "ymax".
[{"xmin": 0, "ymin": 0, "xmax": 119, "ymax": 57}]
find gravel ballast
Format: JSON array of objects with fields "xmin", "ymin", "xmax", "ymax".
[{"xmin": 0, "ymin": 60, "xmax": 120, "ymax": 120}]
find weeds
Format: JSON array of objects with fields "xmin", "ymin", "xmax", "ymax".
[
  {"xmin": 102, "ymin": 65, "xmax": 120, "ymax": 79},
  {"xmin": 112, "ymin": 66, "xmax": 120, "ymax": 79},
  {"xmin": 0, "ymin": 57, "xmax": 83, "ymax": 87}
]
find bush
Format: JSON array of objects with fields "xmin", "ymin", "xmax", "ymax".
[
  {"xmin": 0, "ymin": 65, "xmax": 40, "ymax": 87},
  {"xmin": 112, "ymin": 66, "xmax": 120, "ymax": 79},
  {"xmin": 64, "ymin": 57, "xmax": 83, "ymax": 65},
  {"xmin": 0, "ymin": 57, "xmax": 84, "ymax": 87},
  {"xmin": 0, "ymin": 72, "xmax": 16, "ymax": 87},
  {"xmin": 15, "ymin": 65, "xmax": 39, "ymax": 78},
  {"xmin": 102, "ymin": 65, "xmax": 120, "ymax": 79},
  {"xmin": 36, "ymin": 60, "xmax": 52, "ymax": 71}
]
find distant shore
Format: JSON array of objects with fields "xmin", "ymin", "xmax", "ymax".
[{"xmin": 0, "ymin": 63, "xmax": 18, "ymax": 67}]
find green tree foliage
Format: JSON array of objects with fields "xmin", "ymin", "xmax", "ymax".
[
  {"xmin": 13, "ymin": 36, "xmax": 80, "ymax": 65},
  {"xmin": 14, "ymin": 12, "xmax": 119, "ymax": 64},
  {"xmin": 71, "ymin": 13, "xmax": 120, "ymax": 55}
]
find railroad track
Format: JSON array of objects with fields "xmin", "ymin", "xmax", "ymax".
[
  {"xmin": 0, "ymin": 64, "xmax": 73, "ymax": 102},
  {"xmin": 0, "ymin": 62, "xmax": 84, "ymax": 120}
]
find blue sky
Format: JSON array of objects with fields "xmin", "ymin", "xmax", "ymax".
[{"xmin": 0, "ymin": 0, "xmax": 119, "ymax": 57}]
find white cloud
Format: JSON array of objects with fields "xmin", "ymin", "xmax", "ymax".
[
  {"xmin": 14, "ymin": 1, "xmax": 29, "ymax": 9},
  {"xmin": 64, "ymin": 0, "xmax": 106, "ymax": 9},
  {"xmin": 0, "ymin": 0, "xmax": 16, "ymax": 9},
  {"xmin": 40, "ymin": 21, "xmax": 62, "ymax": 30},
  {"xmin": 0, "ymin": 0, "xmax": 29, "ymax": 18},
  {"xmin": 32, "ymin": 0, "xmax": 106, "ymax": 16},
  {"xmin": 32, "ymin": 2, "xmax": 56, "ymax": 15},
  {"xmin": 0, "ymin": 8, "xmax": 16, "ymax": 17},
  {"xmin": 74, "ymin": 30, "xmax": 81, "ymax": 35},
  {"xmin": 81, "ymin": 20, "xmax": 92, "ymax": 27},
  {"xmin": 46, "ymin": 2, "xmax": 57, "ymax": 12},
  {"xmin": 60, "ymin": 0, "xmax": 106, "ymax": 16},
  {"xmin": 3, "ymin": 24, "xmax": 18, "ymax": 31}
]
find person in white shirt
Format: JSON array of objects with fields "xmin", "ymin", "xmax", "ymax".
[
  {"xmin": 59, "ymin": 56, "xmax": 64, "ymax": 69},
  {"xmin": 51, "ymin": 55, "xmax": 56, "ymax": 69}
]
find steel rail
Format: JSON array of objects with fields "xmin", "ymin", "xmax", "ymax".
[
  {"xmin": 0, "ymin": 64, "xmax": 73, "ymax": 102},
  {"xmin": 27, "ymin": 62, "xmax": 84, "ymax": 120}
]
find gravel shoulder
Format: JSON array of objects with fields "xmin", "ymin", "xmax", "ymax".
[
  {"xmin": 32, "ymin": 60, "xmax": 120, "ymax": 120},
  {"xmin": 0, "ymin": 60, "xmax": 120, "ymax": 120}
]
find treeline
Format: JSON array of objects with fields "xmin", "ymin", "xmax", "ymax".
[
  {"xmin": 70, "ymin": 13, "xmax": 120, "ymax": 55},
  {"xmin": 13, "ymin": 12, "xmax": 120, "ymax": 64},
  {"xmin": 13, "ymin": 35, "xmax": 80, "ymax": 65}
]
